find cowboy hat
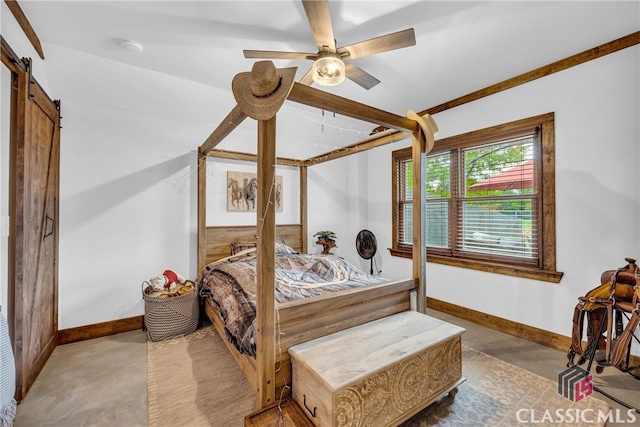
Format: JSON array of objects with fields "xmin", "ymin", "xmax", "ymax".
[
  {"xmin": 232, "ymin": 61, "xmax": 297, "ymax": 121},
  {"xmin": 407, "ymin": 110, "xmax": 439, "ymax": 153}
]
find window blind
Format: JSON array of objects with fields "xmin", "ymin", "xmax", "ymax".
[{"xmin": 458, "ymin": 136, "xmax": 537, "ymax": 260}]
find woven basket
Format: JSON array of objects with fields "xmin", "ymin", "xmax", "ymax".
[{"xmin": 142, "ymin": 281, "xmax": 200, "ymax": 342}]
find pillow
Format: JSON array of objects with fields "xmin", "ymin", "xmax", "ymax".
[
  {"xmin": 231, "ymin": 239, "xmax": 297, "ymax": 255},
  {"xmin": 230, "ymin": 242, "xmax": 256, "ymax": 255},
  {"xmin": 275, "ymin": 240, "xmax": 298, "ymax": 255}
]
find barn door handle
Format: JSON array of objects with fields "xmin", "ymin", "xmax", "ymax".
[{"xmin": 43, "ymin": 214, "xmax": 55, "ymax": 240}]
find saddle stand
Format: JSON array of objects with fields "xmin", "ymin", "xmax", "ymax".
[{"xmin": 567, "ymin": 258, "xmax": 640, "ymax": 411}]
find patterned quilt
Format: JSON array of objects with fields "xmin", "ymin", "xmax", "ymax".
[{"xmin": 197, "ymin": 243, "xmax": 386, "ymax": 356}]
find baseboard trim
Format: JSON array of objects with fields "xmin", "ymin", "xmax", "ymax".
[
  {"xmin": 57, "ymin": 301, "xmax": 638, "ymax": 368},
  {"xmin": 427, "ymin": 297, "xmax": 572, "ymax": 352},
  {"xmin": 57, "ymin": 315, "xmax": 144, "ymax": 345},
  {"xmin": 427, "ymin": 297, "xmax": 640, "ymax": 367}
]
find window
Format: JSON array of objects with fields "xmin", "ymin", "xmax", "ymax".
[{"xmin": 391, "ymin": 113, "xmax": 562, "ymax": 283}]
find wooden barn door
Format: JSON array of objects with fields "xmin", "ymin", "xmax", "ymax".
[{"xmin": 4, "ymin": 50, "xmax": 60, "ymax": 401}]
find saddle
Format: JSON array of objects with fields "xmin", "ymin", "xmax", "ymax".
[{"xmin": 568, "ymin": 257, "xmax": 640, "ymax": 377}]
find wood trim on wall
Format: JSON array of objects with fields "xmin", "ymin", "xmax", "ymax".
[
  {"xmin": 427, "ymin": 298, "xmax": 640, "ymax": 367},
  {"xmin": 427, "ymin": 297, "xmax": 571, "ymax": 352},
  {"xmin": 57, "ymin": 315, "xmax": 143, "ymax": 345},
  {"xmin": 57, "ymin": 301, "xmax": 640, "ymax": 370},
  {"xmin": 423, "ymin": 31, "xmax": 640, "ymax": 117}
]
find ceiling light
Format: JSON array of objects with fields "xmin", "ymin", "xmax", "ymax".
[
  {"xmin": 312, "ymin": 52, "xmax": 345, "ymax": 86},
  {"xmin": 120, "ymin": 39, "xmax": 143, "ymax": 54}
]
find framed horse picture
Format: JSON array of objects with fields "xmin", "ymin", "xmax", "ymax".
[{"xmin": 227, "ymin": 171, "xmax": 283, "ymax": 212}]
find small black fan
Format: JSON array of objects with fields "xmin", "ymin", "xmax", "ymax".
[{"xmin": 356, "ymin": 229, "xmax": 378, "ymax": 275}]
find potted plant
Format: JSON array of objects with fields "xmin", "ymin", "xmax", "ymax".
[{"xmin": 314, "ymin": 230, "xmax": 337, "ymax": 254}]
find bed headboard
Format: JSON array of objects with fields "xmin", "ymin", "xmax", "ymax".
[{"xmin": 203, "ymin": 224, "xmax": 303, "ymax": 265}]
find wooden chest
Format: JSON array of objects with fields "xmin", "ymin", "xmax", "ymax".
[{"xmin": 288, "ymin": 311, "xmax": 465, "ymax": 427}]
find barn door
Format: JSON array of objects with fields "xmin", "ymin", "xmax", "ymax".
[{"xmin": 9, "ymin": 56, "xmax": 60, "ymax": 402}]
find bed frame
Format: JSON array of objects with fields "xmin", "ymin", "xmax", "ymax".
[
  {"xmin": 201, "ymin": 223, "xmax": 417, "ymax": 400},
  {"xmin": 197, "ymin": 74, "xmax": 431, "ymax": 409}
]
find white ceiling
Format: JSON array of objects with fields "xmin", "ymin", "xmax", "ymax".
[{"xmin": 6, "ymin": 1, "xmax": 640, "ymax": 160}]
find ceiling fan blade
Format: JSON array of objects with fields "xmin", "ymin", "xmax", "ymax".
[
  {"xmin": 302, "ymin": 0, "xmax": 336, "ymax": 51},
  {"xmin": 340, "ymin": 28, "xmax": 416, "ymax": 60},
  {"xmin": 243, "ymin": 50, "xmax": 316, "ymax": 60},
  {"xmin": 299, "ymin": 67, "xmax": 314, "ymax": 86},
  {"xmin": 344, "ymin": 61, "xmax": 380, "ymax": 90}
]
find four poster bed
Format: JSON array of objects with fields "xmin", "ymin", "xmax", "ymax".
[{"xmin": 196, "ymin": 61, "xmax": 438, "ymax": 410}]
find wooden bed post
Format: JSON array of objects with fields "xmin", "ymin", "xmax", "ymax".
[
  {"xmin": 412, "ymin": 133, "xmax": 427, "ymax": 313},
  {"xmin": 255, "ymin": 117, "xmax": 277, "ymax": 408},
  {"xmin": 197, "ymin": 153, "xmax": 207, "ymax": 272},
  {"xmin": 198, "ymin": 72, "xmax": 429, "ymax": 406},
  {"xmin": 300, "ymin": 165, "xmax": 308, "ymax": 252}
]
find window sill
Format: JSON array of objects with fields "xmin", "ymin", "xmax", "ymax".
[{"xmin": 388, "ymin": 248, "xmax": 563, "ymax": 283}]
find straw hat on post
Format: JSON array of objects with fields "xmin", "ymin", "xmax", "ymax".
[
  {"xmin": 232, "ymin": 61, "xmax": 297, "ymax": 121},
  {"xmin": 407, "ymin": 110, "xmax": 439, "ymax": 153}
]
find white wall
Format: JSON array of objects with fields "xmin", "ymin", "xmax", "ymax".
[
  {"xmin": 364, "ymin": 46, "xmax": 640, "ymax": 343},
  {"xmin": 307, "ymin": 155, "xmax": 371, "ymax": 264},
  {"xmin": 57, "ymin": 101, "xmax": 199, "ymax": 328},
  {"xmin": 2, "ymin": 2, "xmax": 214, "ymax": 329},
  {"xmin": 205, "ymin": 158, "xmax": 300, "ymax": 226}
]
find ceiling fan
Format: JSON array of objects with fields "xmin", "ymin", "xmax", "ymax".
[{"xmin": 243, "ymin": 0, "xmax": 416, "ymax": 90}]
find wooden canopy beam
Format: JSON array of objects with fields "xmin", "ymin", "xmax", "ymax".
[
  {"xmin": 200, "ymin": 31, "xmax": 640, "ymax": 164},
  {"xmin": 4, "ymin": 0, "xmax": 45, "ymax": 60},
  {"xmin": 206, "ymin": 148, "xmax": 303, "ymax": 167},
  {"xmin": 199, "ymin": 104, "xmax": 247, "ymax": 156},
  {"xmin": 198, "ymin": 83, "xmax": 421, "ymax": 164},
  {"xmin": 302, "ymin": 129, "xmax": 409, "ymax": 166},
  {"xmin": 287, "ymin": 83, "xmax": 418, "ymax": 133}
]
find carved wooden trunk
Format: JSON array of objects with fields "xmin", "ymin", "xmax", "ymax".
[{"xmin": 289, "ymin": 311, "xmax": 465, "ymax": 427}]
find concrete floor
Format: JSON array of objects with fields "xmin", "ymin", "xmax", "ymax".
[
  {"xmin": 13, "ymin": 309, "xmax": 640, "ymax": 427},
  {"xmin": 14, "ymin": 328, "xmax": 148, "ymax": 427}
]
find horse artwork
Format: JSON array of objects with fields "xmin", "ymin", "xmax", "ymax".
[
  {"xmin": 275, "ymin": 182, "xmax": 282, "ymax": 211},
  {"xmin": 227, "ymin": 178, "xmax": 245, "ymax": 210},
  {"xmin": 243, "ymin": 177, "xmax": 257, "ymax": 210},
  {"xmin": 227, "ymin": 171, "xmax": 283, "ymax": 212}
]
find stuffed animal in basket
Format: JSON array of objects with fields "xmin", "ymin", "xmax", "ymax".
[{"xmin": 149, "ymin": 269, "xmax": 186, "ymax": 293}]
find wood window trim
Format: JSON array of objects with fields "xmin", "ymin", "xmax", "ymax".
[{"xmin": 391, "ymin": 113, "xmax": 563, "ymax": 284}]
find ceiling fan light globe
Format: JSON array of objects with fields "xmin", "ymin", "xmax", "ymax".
[{"xmin": 312, "ymin": 56, "xmax": 345, "ymax": 86}]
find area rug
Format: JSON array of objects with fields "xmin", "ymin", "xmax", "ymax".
[
  {"xmin": 400, "ymin": 346, "xmax": 610, "ymax": 427},
  {"xmin": 147, "ymin": 326, "xmax": 255, "ymax": 427},
  {"xmin": 148, "ymin": 325, "xmax": 610, "ymax": 427}
]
